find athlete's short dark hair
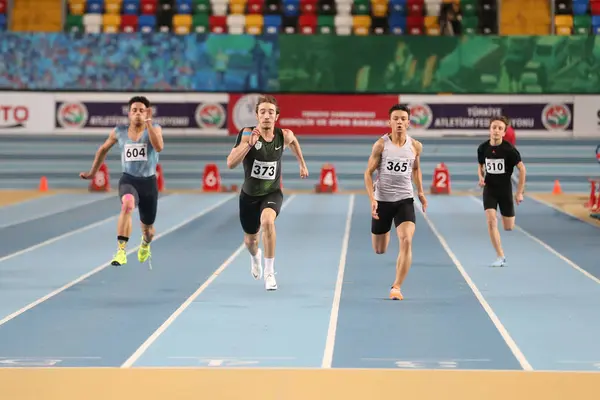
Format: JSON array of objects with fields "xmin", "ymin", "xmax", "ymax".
[
  {"xmin": 255, "ymin": 95, "xmax": 280, "ymax": 115},
  {"xmin": 389, "ymin": 104, "xmax": 410, "ymax": 117},
  {"xmin": 128, "ymin": 96, "xmax": 150, "ymax": 109},
  {"xmin": 490, "ymin": 116, "xmax": 510, "ymax": 131}
]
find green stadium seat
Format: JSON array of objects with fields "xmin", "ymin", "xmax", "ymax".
[{"xmin": 64, "ymin": 14, "xmax": 83, "ymax": 32}]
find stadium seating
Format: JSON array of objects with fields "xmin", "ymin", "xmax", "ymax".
[
  {"xmin": 553, "ymin": 0, "xmax": 597, "ymax": 35},
  {"xmin": 61, "ymin": 0, "xmax": 500, "ymax": 35},
  {"xmin": 500, "ymin": 0, "xmax": 550, "ymax": 35},
  {"xmin": 9, "ymin": 0, "xmax": 62, "ymax": 31},
  {"xmin": 0, "ymin": 0, "xmax": 6, "ymax": 31}
]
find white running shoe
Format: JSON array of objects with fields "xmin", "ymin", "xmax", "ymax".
[
  {"xmin": 265, "ymin": 273, "xmax": 278, "ymax": 291},
  {"xmin": 251, "ymin": 248, "xmax": 263, "ymax": 280},
  {"xmin": 490, "ymin": 257, "xmax": 506, "ymax": 267}
]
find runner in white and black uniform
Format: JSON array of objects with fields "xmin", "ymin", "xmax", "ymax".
[
  {"xmin": 477, "ymin": 116, "xmax": 527, "ymax": 268},
  {"xmin": 364, "ymin": 104, "xmax": 427, "ymax": 301}
]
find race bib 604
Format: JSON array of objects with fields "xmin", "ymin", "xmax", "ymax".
[
  {"xmin": 485, "ymin": 158, "xmax": 505, "ymax": 174},
  {"xmin": 251, "ymin": 160, "xmax": 277, "ymax": 180},
  {"xmin": 124, "ymin": 143, "xmax": 148, "ymax": 162},
  {"xmin": 383, "ymin": 158, "xmax": 412, "ymax": 175}
]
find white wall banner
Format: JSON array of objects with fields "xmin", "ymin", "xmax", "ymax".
[
  {"xmin": 53, "ymin": 92, "xmax": 229, "ymax": 135},
  {"xmin": 0, "ymin": 92, "xmax": 55, "ymax": 134},
  {"xmin": 572, "ymin": 95, "xmax": 600, "ymax": 138},
  {"xmin": 399, "ymin": 95, "xmax": 575, "ymax": 138}
]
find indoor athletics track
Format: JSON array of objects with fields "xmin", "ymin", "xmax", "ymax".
[{"xmin": 0, "ymin": 191, "xmax": 598, "ymax": 399}]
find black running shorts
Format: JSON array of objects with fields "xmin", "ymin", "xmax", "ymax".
[
  {"xmin": 482, "ymin": 185, "xmax": 515, "ymax": 217},
  {"xmin": 239, "ymin": 189, "xmax": 284, "ymax": 234},
  {"xmin": 371, "ymin": 197, "xmax": 416, "ymax": 235},
  {"xmin": 118, "ymin": 173, "xmax": 159, "ymax": 226}
]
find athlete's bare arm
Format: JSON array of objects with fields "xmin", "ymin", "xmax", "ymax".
[
  {"xmin": 227, "ymin": 127, "xmax": 259, "ymax": 169},
  {"xmin": 282, "ymin": 128, "xmax": 309, "ymax": 178},
  {"xmin": 364, "ymin": 139, "xmax": 384, "ymax": 202},
  {"xmin": 412, "ymin": 139, "xmax": 425, "ymax": 194},
  {"xmin": 80, "ymin": 129, "xmax": 118, "ymax": 179},
  {"xmin": 145, "ymin": 107, "xmax": 164, "ymax": 152},
  {"xmin": 515, "ymin": 161, "xmax": 526, "ymax": 193}
]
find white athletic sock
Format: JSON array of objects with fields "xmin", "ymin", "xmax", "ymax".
[{"xmin": 264, "ymin": 258, "xmax": 274, "ymax": 276}]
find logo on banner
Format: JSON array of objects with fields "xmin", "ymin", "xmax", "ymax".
[
  {"xmin": 195, "ymin": 103, "xmax": 226, "ymax": 129},
  {"xmin": 541, "ymin": 104, "xmax": 571, "ymax": 131},
  {"xmin": 596, "ymin": 144, "xmax": 600, "ymax": 164},
  {"xmin": 407, "ymin": 104, "xmax": 433, "ymax": 129},
  {"xmin": 56, "ymin": 102, "xmax": 89, "ymax": 128},
  {"xmin": 233, "ymin": 93, "xmax": 261, "ymax": 131},
  {"xmin": 0, "ymin": 104, "xmax": 29, "ymax": 129}
]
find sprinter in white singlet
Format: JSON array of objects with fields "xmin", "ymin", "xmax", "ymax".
[{"xmin": 364, "ymin": 104, "xmax": 427, "ymax": 301}]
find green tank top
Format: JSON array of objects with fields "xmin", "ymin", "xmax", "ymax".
[{"xmin": 234, "ymin": 127, "xmax": 285, "ymax": 197}]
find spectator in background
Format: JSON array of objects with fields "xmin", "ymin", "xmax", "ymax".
[
  {"xmin": 504, "ymin": 124, "xmax": 516, "ymax": 146},
  {"xmin": 504, "ymin": 123, "xmax": 520, "ymax": 188},
  {"xmin": 440, "ymin": 2, "xmax": 462, "ymax": 36}
]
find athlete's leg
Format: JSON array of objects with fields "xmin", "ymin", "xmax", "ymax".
[
  {"xmin": 483, "ymin": 187, "xmax": 506, "ymax": 267},
  {"xmin": 371, "ymin": 201, "xmax": 395, "ymax": 254},
  {"xmin": 137, "ymin": 177, "xmax": 159, "ymax": 265},
  {"xmin": 113, "ymin": 175, "xmax": 139, "ymax": 266},
  {"xmin": 498, "ymin": 192, "xmax": 516, "ymax": 231},
  {"xmin": 259, "ymin": 190, "xmax": 283, "ymax": 291},
  {"xmin": 391, "ymin": 221, "xmax": 416, "ymax": 293},
  {"xmin": 389, "ymin": 199, "xmax": 416, "ymax": 300},
  {"xmin": 239, "ymin": 192, "xmax": 263, "ymax": 280}
]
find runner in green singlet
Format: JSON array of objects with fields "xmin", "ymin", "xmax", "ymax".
[{"xmin": 226, "ymin": 95, "xmax": 309, "ymax": 291}]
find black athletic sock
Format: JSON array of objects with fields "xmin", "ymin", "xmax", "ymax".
[{"xmin": 117, "ymin": 235, "xmax": 129, "ymax": 251}]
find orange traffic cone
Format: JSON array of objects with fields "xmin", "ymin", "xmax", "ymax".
[
  {"xmin": 552, "ymin": 180, "xmax": 562, "ymax": 195},
  {"xmin": 39, "ymin": 176, "xmax": 48, "ymax": 192}
]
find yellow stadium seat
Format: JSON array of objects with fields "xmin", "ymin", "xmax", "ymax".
[
  {"xmin": 554, "ymin": 15, "xmax": 573, "ymax": 35},
  {"xmin": 105, "ymin": 0, "xmax": 122, "ymax": 14},
  {"xmin": 245, "ymin": 14, "xmax": 264, "ymax": 34},
  {"xmin": 173, "ymin": 14, "xmax": 192, "ymax": 34},
  {"xmin": 424, "ymin": 15, "xmax": 439, "ymax": 35},
  {"xmin": 371, "ymin": 0, "xmax": 387, "ymax": 17},
  {"xmin": 352, "ymin": 15, "xmax": 371, "ymax": 35},
  {"xmin": 103, "ymin": 13, "xmax": 121, "ymax": 32},
  {"xmin": 230, "ymin": 0, "xmax": 247, "ymax": 14},
  {"xmin": 554, "ymin": 15, "xmax": 573, "ymax": 28},
  {"xmin": 68, "ymin": 0, "xmax": 86, "ymax": 16}
]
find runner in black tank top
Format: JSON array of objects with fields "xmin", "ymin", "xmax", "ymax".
[
  {"xmin": 477, "ymin": 116, "xmax": 527, "ymax": 268},
  {"xmin": 226, "ymin": 95, "xmax": 309, "ymax": 291}
]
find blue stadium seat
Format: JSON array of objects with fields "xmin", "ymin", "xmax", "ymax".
[
  {"xmin": 388, "ymin": 13, "xmax": 406, "ymax": 34},
  {"xmin": 138, "ymin": 14, "xmax": 157, "ymax": 32},
  {"xmin": 176, "ymin": 0, "xmax": 193, "ymax": 14},
  {"xmin": 572, "ymin": 0, "xmax": 588, "ymax": 15},
  {"xmin": 282, "ymin": 0, "xmax": 300, "ymax": 16},
  {"xmin": 87, "ymin": 0, "xmax": 104, "ymax": 13},
  {"xmin": 123, "ymin": 0, "xmax": 141, "ymax": 14},
  {"xmin": 263, "ymin": 14, "xmax": 282, "ymax": 33},
  {"xmin": 0, "ymin": 14, "xmax": 6, "ymax": 31},
  {"xmin": 389, "ymin": 0, "xmax": 407, "ymax": 14}
]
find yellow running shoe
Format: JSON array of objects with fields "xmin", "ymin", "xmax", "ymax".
[
  {"xmin": 138, "ymin": 237, "xmax": 152, "ymax": 269},
  {"xmin": 111, "ymin": 249, "xmax": 127, "ymax": 266}
]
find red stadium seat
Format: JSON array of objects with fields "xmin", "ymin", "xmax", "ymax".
[
  {"xmin": 121, "ymin": 14, "xmax": 138, "ymax": 32},
  {"xmin": 141, "ymin": 0, "xmax": 157, "ymax": 15},
  {"xmin": 299, "ymin": 13, "xmax": 317, "ymax": 33},
  {"xmin": 407, "ymin": 0, "xmax": 424, "ymax": 15},
  {"xmin": 0, "ymin": 0, "xmax": 6, "ymax": 14},
  {"xmin": 300, "ymin": 0, "xmax": 318, "ymax": 14},
  {"xmin": 209, "ymin": 15, "xmax": 227, "ymax": 33},
  {"xmin": 407, "ymin": 15, "xmax": 424, "ymax": 34},
  {"xmin": 247, "ymin": 0, "xmax": 265, "ymax": 13}
]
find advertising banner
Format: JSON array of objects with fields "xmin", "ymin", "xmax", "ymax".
[
  {"xmin": 572, "ymin": 95, "xmax": 600, "ymax": 138},
  {"xmin": 228, "ymin": 93, "xmax": 400, "ymax": 135},
  {"xmin": 53, "ymin": 93, "xmax": 229, "ymax": 135},
  {"xmin": 400, "ymin": 95, "xmax": 574, "ymax": 138},
  {"xmin": 0, "ymin": 92, "xmax": 54, "ymax": 134}
]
